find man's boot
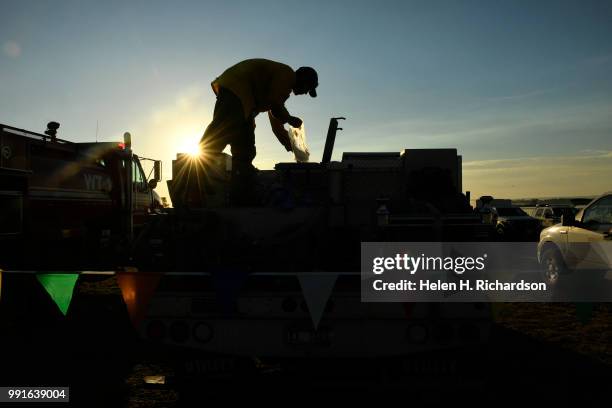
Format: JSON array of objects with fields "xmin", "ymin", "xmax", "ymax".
[{"xmin": 230, "ymin": 163, "xmax": 258, "ymax": 206}]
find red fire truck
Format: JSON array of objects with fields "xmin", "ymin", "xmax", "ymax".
[{"xmin": 0, "ymin": 121, "xmax": 162, "ymax": 270}]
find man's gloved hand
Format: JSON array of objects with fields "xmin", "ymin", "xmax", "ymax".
[{"xmin": 287, "ymin": 116, "xmax": 303, "ymax": 128}]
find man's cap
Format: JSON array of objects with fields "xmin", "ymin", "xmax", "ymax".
[{"xmin": 297, "ymin": 66, "xmax": 318, "ymax": 97}]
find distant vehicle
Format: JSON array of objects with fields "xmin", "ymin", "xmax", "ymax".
[
  {"xmin": 537, "ymin": 192, "xmax": 612, "ymax": 285},
  {"xmin": 532, "ymin": 204, "xmax": 576, "ymax": 229},
  {"xmin": 474, "ymin": 198, "xmax": 540, "ymax": 240},
  {"xmin": 475, "ymin": 196, "xmax": 505, "ymax": 225},
  {"xmin": 493, "ymin": 206, "xmax": 540, "ymax": 240}
]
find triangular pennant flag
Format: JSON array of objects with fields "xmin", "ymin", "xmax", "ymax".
[
  {"xmin": 116, "ymin": 270, "xmax": 162, "ymax": 328},
  {"xmin": 212, "ymin": 269, "xmax": 251, "ymax": 314},
  {"xmin": 298, "ymin": 274, "xmax": 337, "ymax": 330},
  {"xmin": 36, "ymin": 273, "xmax": 79, "ymax": 316},
  {"xmin": 575, "ymin": 302, "xmax": 593, "ymax": 325}
]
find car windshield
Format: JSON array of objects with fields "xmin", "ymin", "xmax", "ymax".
[{"xmin": 496, "ymin": 207, "xmax": 528, "ymax": 216}]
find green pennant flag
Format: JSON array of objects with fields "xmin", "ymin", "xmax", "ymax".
[{"xmin": 36, "ymin": 273, "xmax": 79, "ymax": 316}]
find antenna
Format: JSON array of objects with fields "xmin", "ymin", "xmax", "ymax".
[{"xmin": 95, "ymin": 120, "xmax": 99, "ymax": 142}]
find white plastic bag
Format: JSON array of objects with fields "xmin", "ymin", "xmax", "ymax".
[{"xmin": 288, "ymin": 124, "xmax": 310, "ymax": 163}]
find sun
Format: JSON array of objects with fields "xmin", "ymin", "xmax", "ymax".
[
  {"xmin": 177, "ymin": 137, "xmax": 203, "ymax": 158},
  {"xmin": 184, "ymin": 143, "xmax": 202, "ymax": 158}
]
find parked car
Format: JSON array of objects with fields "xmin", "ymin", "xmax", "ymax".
[
  {"xmin": 494, "ymin": 206, "xmax": 541, "ymax": 240},
  {"xmin": 537, "ymin": 193, "xmax": 612, "ymax": 285}
]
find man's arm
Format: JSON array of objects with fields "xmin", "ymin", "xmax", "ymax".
[
  {"xmin": 270, "ymin": 104, "xmax": 291, "ymax": 124},
  {"xmin": 270, "ymin": 106, "xmax": 302, "ymax": 130},
  {"xmin": 268, "ymin": 111, "xmax": 292, "ymax": 152},
  {"xmin": 269, "ymin": 67, "xmax": 303, "ymax": 128}
]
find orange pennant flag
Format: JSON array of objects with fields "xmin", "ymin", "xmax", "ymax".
[{"xmin": 116, "ymin": 269, "xmax": 162, "ymax": 328}]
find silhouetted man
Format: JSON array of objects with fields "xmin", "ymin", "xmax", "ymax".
[{"xmin": 200, "ymin": 58, "xmax": 318, "ymax": 205}]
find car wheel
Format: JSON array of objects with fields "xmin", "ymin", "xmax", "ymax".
[{"xmin": 540, "ymin": 247, "xmax": 566, "ymax": 286}]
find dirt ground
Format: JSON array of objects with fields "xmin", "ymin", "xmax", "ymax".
[
  {"xmin": 494, "ymin": 302, "xmax": 612, "ymax": 365},
  {"xmin": 1, "ymin": 275, "xmax": 610, "ymax": 406},
  {"xmin": 121, "ymin": 300, "xmax": 612, "ymax": 406}
]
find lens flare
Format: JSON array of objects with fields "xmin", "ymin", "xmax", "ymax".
[{"xmin": 178, "ymin": 137, "xmax": 203, "ymax": 159}]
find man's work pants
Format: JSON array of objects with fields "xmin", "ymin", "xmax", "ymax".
[{"xmin": 200, "ymin": 87, "xmax": 257, "ymax": 205}]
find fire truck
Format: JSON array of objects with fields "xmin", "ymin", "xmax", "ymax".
[
  {"xmin": 1, "ymin": 119, "xmax": 493, "ymax": 378},
  {"xmin": 0, "ymin": 121, "xmax": 162, "ymax": 270},
  {"xmin": 128, "ymin": 118, "xmax": 493, "ymax": 376}
]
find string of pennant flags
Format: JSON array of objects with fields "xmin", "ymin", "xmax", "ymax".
[
  {"xmin": 0, "ymin": 269, "xmax": 347, "ymax": 329},
  {"xmin": 0, "ymin": 268, "xmax": 596, "ymax": 327}
]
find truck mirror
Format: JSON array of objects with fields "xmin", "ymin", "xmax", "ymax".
[
  {"xmin": 148, "ymin": 179, "xmax": 158, "ymax": 190},
  {"xmin": 153, "ymin": 160, "xmax": 162, "ymax": 181}
]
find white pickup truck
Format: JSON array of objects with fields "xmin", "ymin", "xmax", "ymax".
[{"xmin": 537, "ymin": 192, "xmax": 612, "ymax": 285}]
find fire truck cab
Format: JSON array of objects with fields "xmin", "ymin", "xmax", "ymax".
[{"xmin": 0, "ymin": 122, "xmax": 162, "ymax": 269}]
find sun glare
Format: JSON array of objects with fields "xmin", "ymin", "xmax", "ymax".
[
  {"xmin": 185, "ymin": 144, "xmax": 202, "ymax": 158},
  {"xmin": 178, "ymin": 137, "xmax": 203, "ymax": 158}
]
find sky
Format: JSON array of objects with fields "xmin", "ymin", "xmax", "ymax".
[{"xmin": 2, "ymin": 0, "xmax": 612, "ymax": 202}]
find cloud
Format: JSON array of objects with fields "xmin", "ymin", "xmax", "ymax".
[
  {"xmin": 347, "ymin": 100, "xmax": 612, "ymax": 153},
  {"xmin": 3, "ymin": 40, "xmax": 21, "ymax": 58},
  {"xmin": 579, "ymin": 53, "xmax": 612, "ymax": 69},
  {"xmin": 484, "ymin": 89, "xmax": 550, "ymax": 103},
  {"xmin": 463, "ymin": 150, "xmax": 612, "ymax": 199},
  {"xmin": 463, "ymin": 150, "xmax": 612, "ymax": 169}
]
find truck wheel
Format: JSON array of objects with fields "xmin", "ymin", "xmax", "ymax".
[
  {"xmin": 540, "ymin": 247, "xmax": 566, "ymax": 286},
  {"xmin": 495, "ymin": 225, "xmax": 506, "ymax": 241}
]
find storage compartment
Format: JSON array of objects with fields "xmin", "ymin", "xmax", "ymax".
[
  {"xmin": 0, "ymin": 130, "xmax": 31, "ymax": 171},
  {"xmin": 168, "ymin": 153, "xmax": 232, "ymax": 208},
  {"xmin": 0, "ymin": 191, "xmax": 23, "ymax": 234},
  {"xmin": 274, "ymin": 162, "xmax": 328, "ymax": 204}
]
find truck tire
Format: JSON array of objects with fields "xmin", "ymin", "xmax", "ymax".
[
  {"xmin": 495, "ymin": 225, "xmax": 506, "ymax": 241},
  {"xmin": 540, "ymin": 246, "xmax": 567, "ymax": 286}
]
